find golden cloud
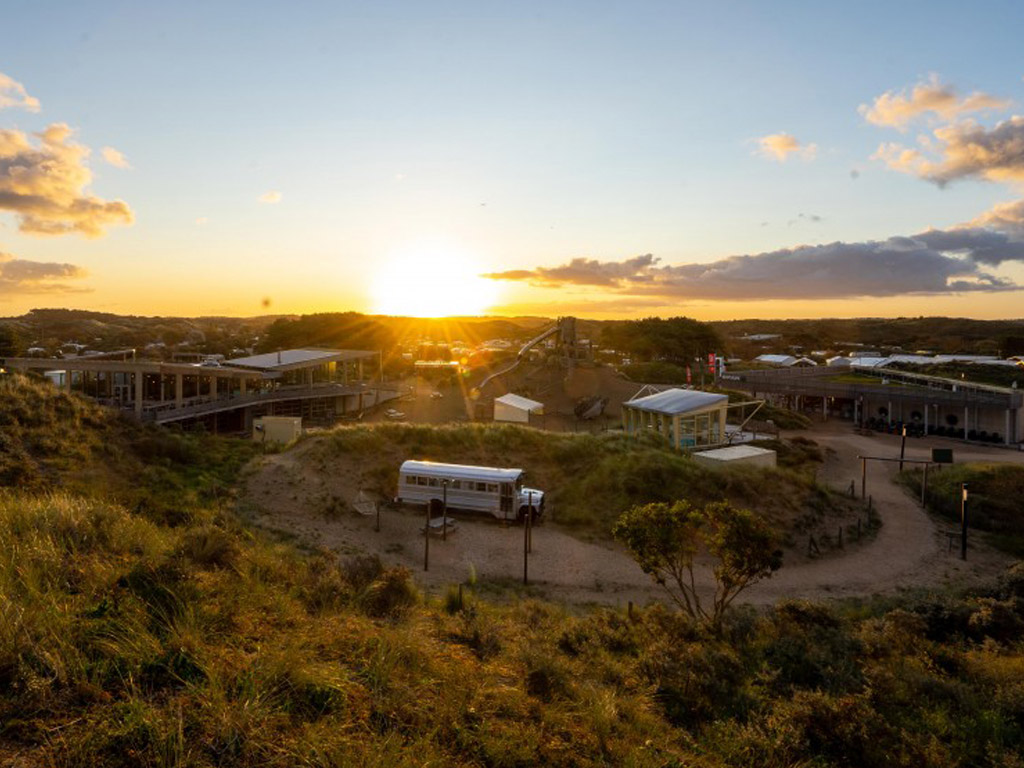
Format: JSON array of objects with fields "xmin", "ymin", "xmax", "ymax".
[
  {"xmin": 0, "ymin": 251, "xmax": 88, "ymax": 295},
  {"xmin": 0, "ymin": 72, "xmax": 40, "ymax": 113},
  {"xmin": 874, "ymin": 116, "xmax": 1024, "ymax": 186},
  {"xmin": 861, "ymin": 75, "xmax": 1008, "ymax": 130},
  {"xmin": 0, "ymin": 123, "xmax": 134, "ymax": 237},
  {"xmin": 100, "ymin": 146, "xmax": 131, "ymax": 169},
  {"xmin": 755, "ymin": 133, "xmax": 817, "ymax": 162}
]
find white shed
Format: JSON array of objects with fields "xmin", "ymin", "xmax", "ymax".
[
  {"xmin": 494, "ymin": 393, "xmax": 544, "ymax": 423},
  {"xmin": 692, "ymin": 445, "xmax": 777, "ymax": 469},
  {"xmin": 253, "ymin": 416, "xmax": 303, "ymax": 445}
]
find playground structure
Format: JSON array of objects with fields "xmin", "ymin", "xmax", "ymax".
[{"xmin": 476, "ymin": 316, "xmax": 589, "ymax": 394}]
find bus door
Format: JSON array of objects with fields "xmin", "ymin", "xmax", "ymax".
[{"xmin": 500, "ymin": 482, "xmax": 514, "ymax": 518}]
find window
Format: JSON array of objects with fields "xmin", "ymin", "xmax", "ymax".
[
  {"xmin": 486, "ymin": 484, "xmax": 497, "ymax": 493},
  {"xmin": 476, "ymin": 482, "xmax": 488, "ymax": 492},
  {"xmin": 451, "ymin": 480, "xmax": 462, "ymax": 489},
  {"xmin": 417, "ymin": 477, "xmax": 429, "ymax": 486},
  {"xmin": 406, "ymin": 476, "xmax": 417, "ymax": 485},
  {"xmin": 428, "ymin": 478, "xmax": 438, "ymax": 487}
]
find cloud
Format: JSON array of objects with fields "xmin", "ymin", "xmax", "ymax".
[
  {"xmin": 0, "ymin": 73, "xmax": 40, "ymax": 113},
  {"xmin": 100, "ymin": 146, "xmax": 131, "ymax": 169},
  {"xmin": 874, "ymin": 116, "xmax": 1024, "ymax": 186},
  {"xmin": 966, "ymin": 198, "xmax": 1024, "ymax": 236},
  {"xmin": 259, "ymin": 190, "xmax": 282, "ymax": 204},
  {"xmin": 860, "ymin": 75, "xmax": 1009, "ymax": 130},
  {"xmin": 483, "ymin": 228, "xmax": 1024, "ymax": 301},
  {"xmin": 485, "ymin": 254, "xmax": 658, "ymax": 287},
  {"xmin": 0, "ymin": 251, "xmax": 88, "ymax": 295},
  {"xmin": 755, "ymin": 133, "xmax": 817, "ymax": 161},
  {"xmin": 0, "ymin": 123, "xmax": 134, "ymax": 237}
]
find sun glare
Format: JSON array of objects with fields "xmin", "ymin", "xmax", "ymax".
[{"xmin": 370, "ymin": 245, "xmax": 499, "ymax": 317}]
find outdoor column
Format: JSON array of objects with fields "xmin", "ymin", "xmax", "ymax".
[
  {"xmin": 134, "ymin": 373, "xmax": 144, "ymax": 415},
  {"xmin": 175, "ymin": 374, "xmax": 183, "ymax": 408},
  {"xmin": 240, "ymin": 377, "xmax": 247, "ymax": 396}
]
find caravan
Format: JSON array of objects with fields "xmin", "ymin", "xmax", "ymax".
[{"xmin": 396, "ymin": 460, "xmax": 545, "ymax": 523}]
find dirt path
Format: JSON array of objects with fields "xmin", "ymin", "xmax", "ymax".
[{"xmin": 240, "ymin": 425, "xmax": 1019, "ymax": 609}]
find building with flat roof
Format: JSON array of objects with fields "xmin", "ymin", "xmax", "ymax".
[
  {"xmin": 622, "ymin": 388, "xmax": 729, "ymax": 450},
  {"xmin": 1, "ymin": 347, "xmax": 394, "ymax": 430},
  {"xmin": 723, "ymin": 365, "xmax": 1023, "ymax": 445}
]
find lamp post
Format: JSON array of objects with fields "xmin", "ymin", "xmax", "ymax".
[{"xmin": 960, "ymin": 483, "xmax": 968, "ymax": 561}]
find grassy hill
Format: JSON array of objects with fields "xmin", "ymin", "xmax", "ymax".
[
  {"xmin": 2, "ymin": 372, "xmax": 1024, "ymax": 766},
  {"xmin": 313, "ymin": 421, "xmax": 842, "ymax": 537}
]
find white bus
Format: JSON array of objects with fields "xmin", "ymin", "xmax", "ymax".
[{"xmin": 396, "ymin": 460, "xmax": 545, "ymax": 523}]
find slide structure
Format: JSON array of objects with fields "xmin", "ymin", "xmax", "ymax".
[{"xmin": 475, "ymin": 323, "xmax": 561, "ymax": 393}]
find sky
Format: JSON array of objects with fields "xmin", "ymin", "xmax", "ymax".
[{"xmin": 3, "ymin": 0, "xmax": 1024, "ymax": 320}]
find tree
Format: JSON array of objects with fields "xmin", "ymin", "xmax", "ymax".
[
  {"xmin": 601, "ymin": 316, "xmax": 720, "ymax": 367},
  {"xmin": 613, "ymin": 500, "xmax": 782, "ymax": 629},
  {"xmin": 0, "ymin": 324, "xmax": 21, "ymax": 356}
]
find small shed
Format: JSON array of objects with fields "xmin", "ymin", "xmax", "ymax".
[
  {"xmin": 622, "ymin": 388, "xmax": 729, "ymax": 451},
  {"xmin": 692, "ymin": 445, "xmax": 777, "ymax": 469},
  {"xmin": 253, "ymin": 416, "xmax": 303, "ymax": 445},
  {"xmin": 494, "ymin": 393, "xmax": 544, "ymax": 424}
]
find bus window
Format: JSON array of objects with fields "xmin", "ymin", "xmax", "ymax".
[
  {"xmin": 405, "ymin": 476, "xmax": 416, "ymax": 485},
  {"xmin": 417, "ymin": 477, "xmax": 429, "ymax": 486}
]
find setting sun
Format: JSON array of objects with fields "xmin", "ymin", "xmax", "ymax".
[{"xmin": 370, "ymin": 244, "xmax": 500, "ymax": 317}]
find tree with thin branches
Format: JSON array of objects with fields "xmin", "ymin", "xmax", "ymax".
[{"xmin": 613, "ymin": 500, "xmax": 782, "ymax": 630}]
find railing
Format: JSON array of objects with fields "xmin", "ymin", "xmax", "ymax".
[{"xmin": 141, "ymin": 382, "xmax": 396, "ymax": 422}]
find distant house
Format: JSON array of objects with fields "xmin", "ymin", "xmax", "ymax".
[
  {"xmin": 755, "ymin": 354, "xmax": 817, "ymax": 368},
  {"xmin": 622, "ymin": 388, "xmax": 729, "ymax": 451},
  {"xmin": 494, "ymin": 393, "xmax": 544, "ymax": 424}
]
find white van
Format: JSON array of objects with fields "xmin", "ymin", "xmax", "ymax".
[{"xmin": 396, "ymin": 460, "xmax": 545, "ymax": 523}]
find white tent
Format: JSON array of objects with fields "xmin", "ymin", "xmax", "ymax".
[{"xmin": 494, "ymin": 393, "xmax": 544, "ymax": 423}]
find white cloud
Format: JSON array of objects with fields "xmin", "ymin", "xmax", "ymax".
[
  {"xmin": 755, "ymin": 133, "xmax": 817, "ymax": 162},
  {"xmin": 860, "ymin": 74, "xmax": 1009, "ymax": 130},
  {"xmin": 0, "ymin": 73, "xmax": 40, "ymax": 113},
  {"xmin": 100, "ymin": 146, "xmax": 131, "ymax": 169},
  {"xmin": 258, "ymin": 190, "xmax": 282, "ymax": 204}
]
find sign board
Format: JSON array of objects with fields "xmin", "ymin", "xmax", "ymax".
[{"xmin": 931, "ymin": 448, "xmax": 954, "ymax": 464}]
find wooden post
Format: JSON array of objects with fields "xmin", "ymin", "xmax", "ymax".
[
  {"xmin": 861, "ymin": 457, "xmax": 867, "ymax": 500},
  {"xmin": 424, "ymin": 502, "xmax": 430, "ymax": 572},
  {"xmin": 899, "ymin": 426, "xmax": 907, "ymax": 471},
  {"xmin": 960, "ymin": 483, "xmax": 968, "ymax": 561},
  {"xmin": 921, "ymin": 463, "xmax": 929, "ymax": 507},
  {"xmin": 442, "ymin": 481, "xmax": 448, "ymax": 542}
]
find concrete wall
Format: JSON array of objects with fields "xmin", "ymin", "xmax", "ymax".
[{"xmin": 692, "ymin": 447, "xmax": 777, "ymax": 470}]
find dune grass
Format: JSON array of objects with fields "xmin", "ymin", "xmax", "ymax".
[{"xmin": 2, "ymin": 372, "xmax": 1024, "ymax": 765}]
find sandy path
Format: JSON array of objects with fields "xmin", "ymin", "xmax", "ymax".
[{"xmin": 241, "ymin": 426, "xmax": 1020, "ymax": 608}]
